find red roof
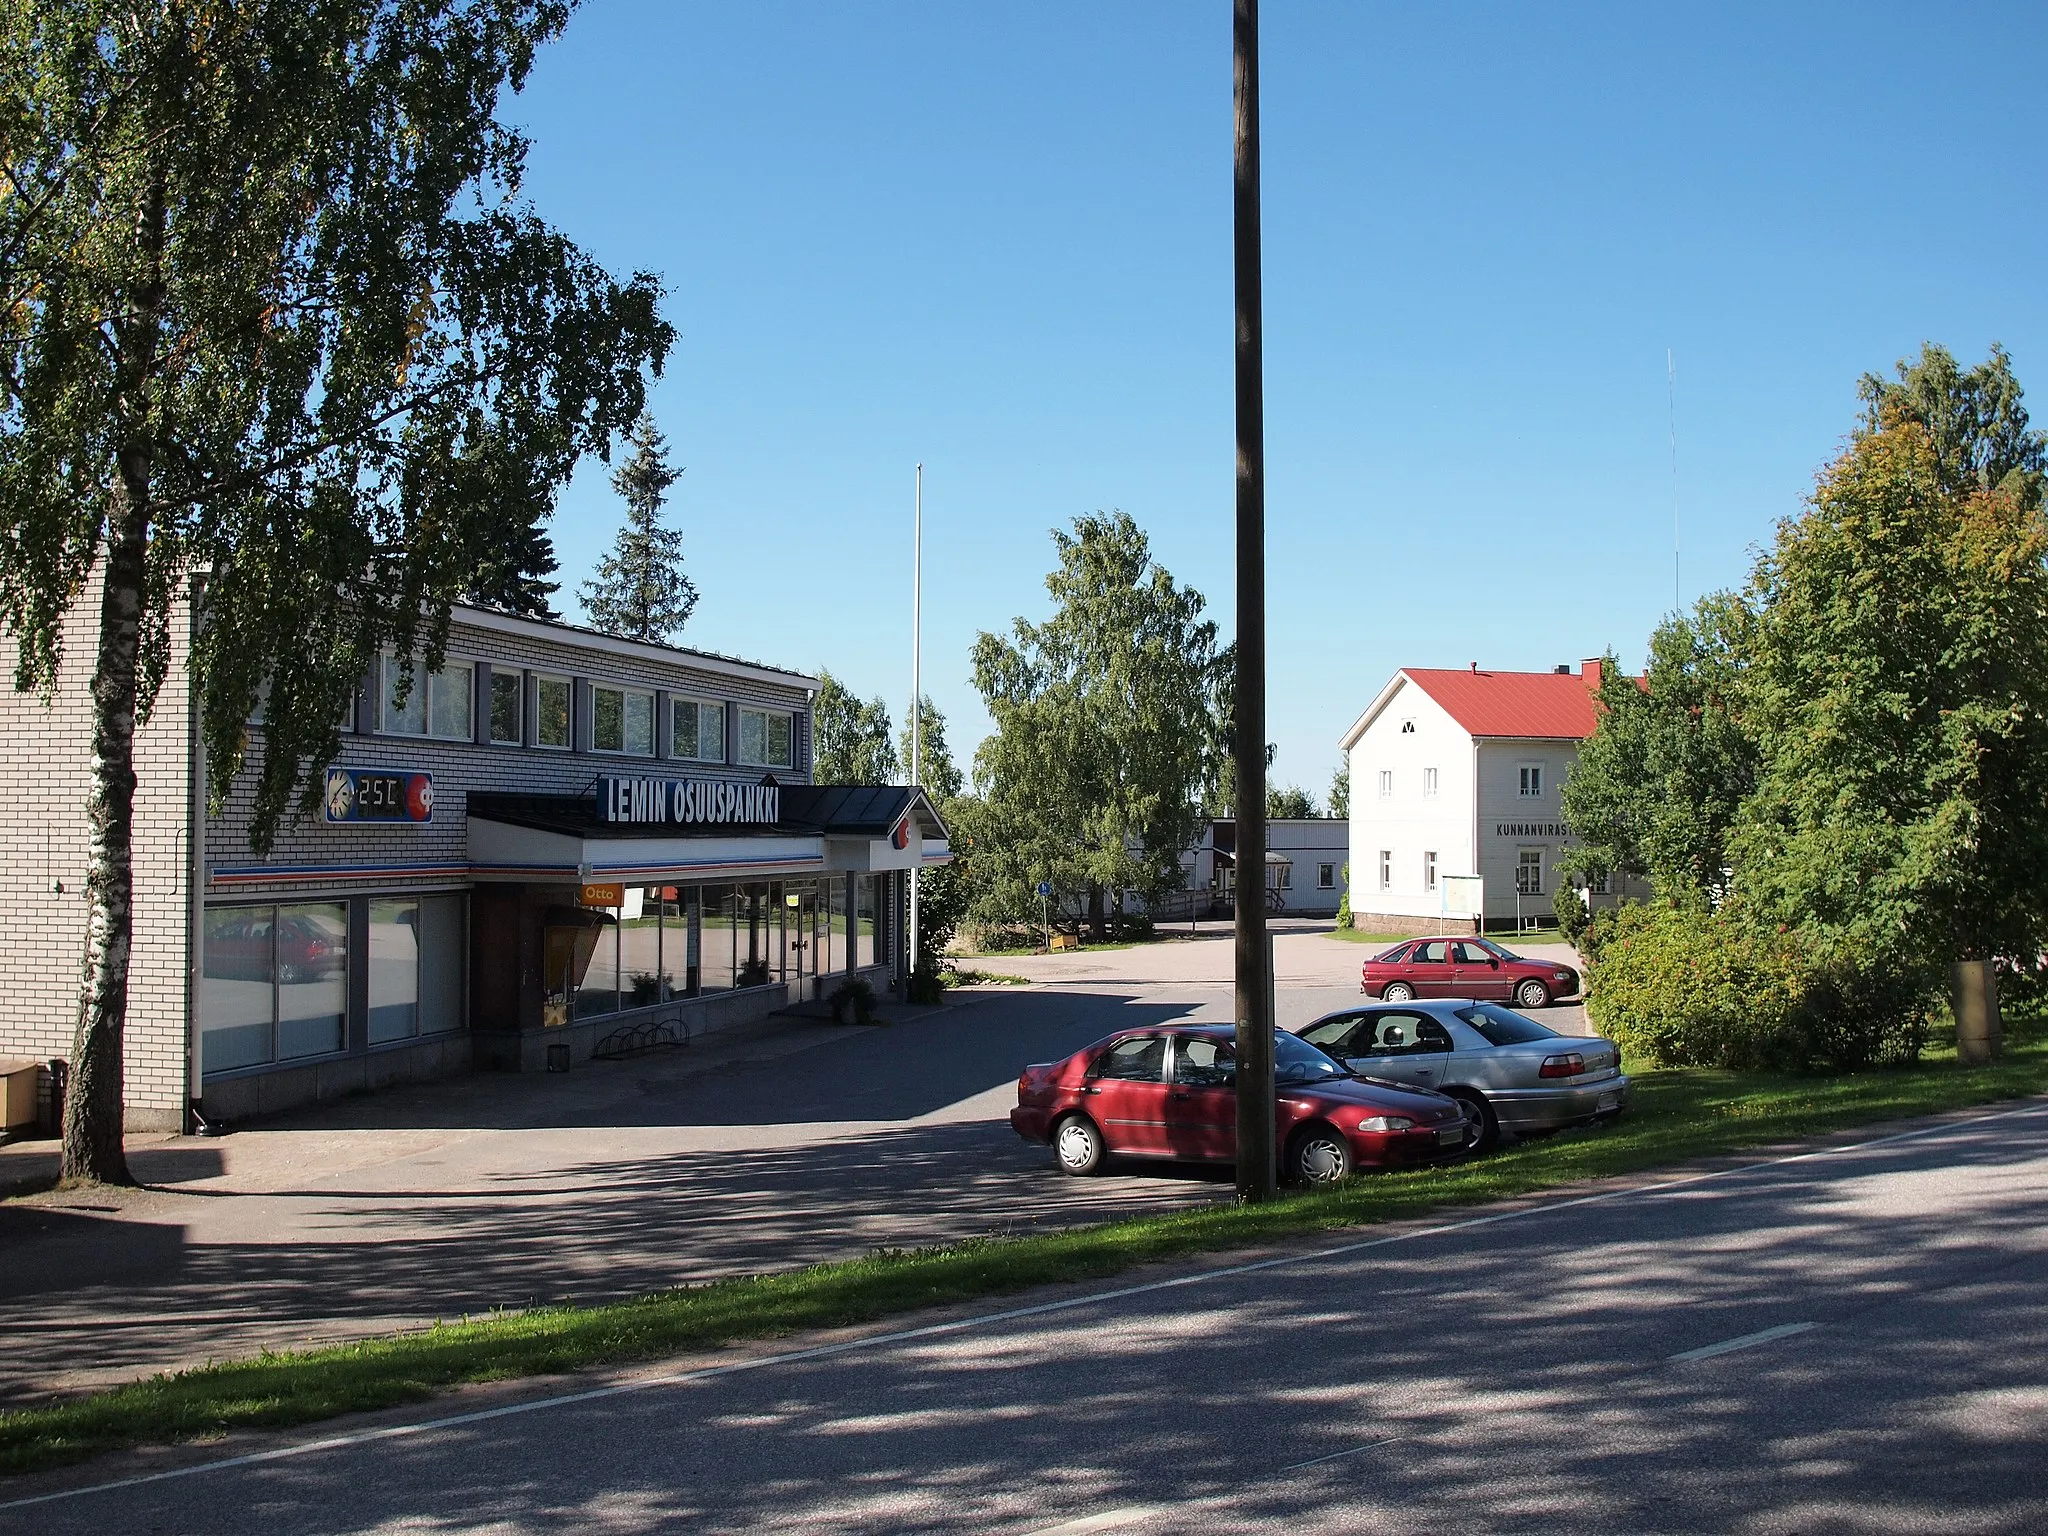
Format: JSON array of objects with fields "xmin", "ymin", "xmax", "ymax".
[{"xmin": 1402, "ymin": 667, "xmax": 1611, "ymax": 740}]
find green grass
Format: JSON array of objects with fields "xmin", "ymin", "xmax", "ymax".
[
  {"xmin": 947, "ymin": 967, "xmax": 1033, "ymax": 987},
  {"xmin": 6, "ymin": 1044, "xmax": 2046, "ymax": 1479},
  {"xmin": 1325, "ymin": 928, "xmax": 1414, "ymax": 945}
]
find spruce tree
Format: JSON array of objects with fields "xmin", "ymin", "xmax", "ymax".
[{"xmin": 581, "ymin": 413, "xmax": 698, "ymax": 641}]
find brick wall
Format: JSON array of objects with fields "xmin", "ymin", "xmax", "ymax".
[
  {"xmin": 0, "ymin": 587, "xmax": 195, "ymax": 1128},
  {"xmin": 208, "ymin": 612, "xmax": 816, "ymax": 897}
]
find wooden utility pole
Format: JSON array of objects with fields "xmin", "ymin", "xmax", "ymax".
[{"xmin": 1232, "ymin": 0, "xmax": 1276, "ymax": 1202}]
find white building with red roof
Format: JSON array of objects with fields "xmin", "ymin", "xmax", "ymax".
[{"xmin": 1337, "ymin": 658, "xmax": 1633, "ymax": 933}]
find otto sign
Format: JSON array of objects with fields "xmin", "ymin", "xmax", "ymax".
[{"xmin": 599, "ymin": 775, "xmax": 779, "ymax": 827}]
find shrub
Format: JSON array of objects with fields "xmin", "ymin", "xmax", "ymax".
[
  {"xmin": 1335, "ymin": 863, "xmax": 1351, "ymax": 929},
  {"xmin": 1552, "ymin": 884, "xmax": 1589, "ymax": 948},
  {"xmin": 905, "ymin": 964, "xmax": 949, "ymax": 1005},
  {"xmin": 1586, "ymin": 902, "xmax": 1929, "ymax": 1071},
  {"xmin": 828, "ymin": 976, "xmax": 877, "ymax": 1025}
]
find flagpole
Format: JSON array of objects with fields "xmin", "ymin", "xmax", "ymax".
[{"xmin": 909, "ymin": 463, "xmax": 923, "ymax": 987}]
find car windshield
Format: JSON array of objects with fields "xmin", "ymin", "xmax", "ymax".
[
  {"xmin": 1456, "ymin": 1002, "xmax": 1559, "ymax": 1045},
  {"xmin": 1274, "ymin": 1031, "xmax": 1352, "ymax": 1085},
  {"xmin": 1476, "ymin": 939, "xmax": 1522, "ymax": 961},
  {"xmin": 1371, "ymin": 942, "xmax": 1409, "ymax": 962}
]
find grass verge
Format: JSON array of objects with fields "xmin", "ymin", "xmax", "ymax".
[
  {"xmin": 1324, "ymin": 928, "xmax": 1415, "ymax": 945},
  {"xmin": 6, "ymin": 1043, "xmax": 2046, "ymax": 1478}
]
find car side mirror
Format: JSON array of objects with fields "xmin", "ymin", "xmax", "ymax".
[{"xmin": 1490, "ymin": 958, "xmax": 1500, "ymax": 968}]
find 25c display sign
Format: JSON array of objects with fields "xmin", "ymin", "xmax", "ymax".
[{"xmin": 324, "ymin": 767, "xmax": 434, "ymax": 823}]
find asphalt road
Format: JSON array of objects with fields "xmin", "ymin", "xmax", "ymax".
[{"xmin": 10, "ymin": 1096, "xmax": 2046, "ymax": 1533}]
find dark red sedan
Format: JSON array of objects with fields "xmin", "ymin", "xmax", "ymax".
[
  {"xmin": 1361, "ymin": 937, "xmax": 1580, "ymax": 1009},
  {"xmin": 1011, "ymin": 1024, "xmax": 1468, "ymax": 1185}
]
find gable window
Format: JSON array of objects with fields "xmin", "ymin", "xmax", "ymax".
[
  {"xmin": 1423, "ymin": 851, "xmax": 1438, "ymax": 892},
  {"xmin": 592, "ymin": 685, "xmax": 654, "ymax": 756},
  {"xmin": 673, "ymin": 698, "xmax": 726, "ymax": 762},
  {"xmin": 1317, "ymin": 862, "xmax": 1336, "ymax": 890},
  {"xmin": 1517, "ymin": 850, "xmax": 1544, "ymax": 895},
  {"xmin": 1377, "ymin": 769, "xmax": 1393, "ymax": 798},
  {"xmin": 1378, "ymin": 849, "xmax": 1392, "ymax": 891},
  {"xmin": 1423, "ymin": 766, "xmax": 1439, "ymax": 798},
  {"xmin": 535, "ymin": 676, "xmax": 571, "ymax": 749},
  {"xmin": 1518, "ymin": 763, "xmax": 1544, "ymax": 798},
  {"xmin": 380, "ymin": 653, "xmax": 473, "ymax": 740},
  {"xmin": 489, "ymin": 672, "xmax": 523, "ymax": 745},
  {"xmin": 738, "ymin": 707, "xmax": 793, "ymax": 769}
]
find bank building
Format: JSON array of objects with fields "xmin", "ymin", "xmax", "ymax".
[{"xmin": 0, "ymin": 596, "xmax": 948, "ymax": 1132}]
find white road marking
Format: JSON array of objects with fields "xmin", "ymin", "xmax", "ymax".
[
  {"xmin": 1281, "ymin": 1435, "xmax": 1402, "ymax": 1471},
  {"xmin": 1023, "ymin": 1506, "xmax": 1164, "ymax": 1534},
  {"xmin": 6, "ymin": 1095, "xmax": 2044, "ymax": 1514},
  {"xmin": 1669, "ymin": 1321, "xmax": 1816, "ymax": 1363}
]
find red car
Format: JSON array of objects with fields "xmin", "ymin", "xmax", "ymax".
[
  {"xmin": 1361, "ymin": 936, "xmax": 1580, "ymax": 1009},
  {"xmin": 1011, "ymin": 1023, "xmax": 1468, "ymax": 1185}
]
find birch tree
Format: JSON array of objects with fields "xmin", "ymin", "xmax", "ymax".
[{"xmin": 0, "ymin": 1, "xmax": 670, "ymax": 1182}]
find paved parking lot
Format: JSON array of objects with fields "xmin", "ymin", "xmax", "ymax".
[{"xmin": 0, "ymin": 923, "xmax": 1590, "ymax": 1405}]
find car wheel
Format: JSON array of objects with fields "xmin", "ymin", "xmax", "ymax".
[
  {"xmin": 1515, "ymin": 978, "xmax": 1552, "ymax": 1009},
  {"xmin": 1289, "ymin": 1123, "xmax": 1354, "ymax": 1186},
  {"xmin": 1448, "ymin": 1090, "xmax": 1499, "ymax": 1154},
  {"xmin": 278, "ymin": 962, "xmax": 302, "ymax": 986},
  {"xmin": 1381, "ymin": 982, "xmax": 1415, "ymax": 1002},
  {"xmin": 1053, "ymin": 1114, "xmax": 1105, "ymax": 1176}
]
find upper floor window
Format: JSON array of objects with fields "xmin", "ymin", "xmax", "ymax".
[
  {"xmin": 489, "ymin": 672, "xmax": 522, "ymax": 745},
  {"xmin": 738, "ymin": 707, "xmax": 793, "ymax": 769},
  {"xmin": 673, "ymin": 698, "xmax": 726, "ymax": 762},
  {"xmin": 1423, "ymin": 766, "xmax": 1439, "ymax": 798},
  {"xmin": 1376, "ymin": 769, "xmax": 1394, "ymax": 798},
  {"xmin": 1518, "ymin": 764, "xmax": 1544, "ymax": 798},
  {"xmin": 381, "ymin": 653, "xmax": 473, "ymax": 740},
  {"xmin": 592, "ymin": 685, "xmax": 654, "ymax": 755},
  {"xmin": 535, "ymin": 676, "xmax": 571, "ymax": 749}
]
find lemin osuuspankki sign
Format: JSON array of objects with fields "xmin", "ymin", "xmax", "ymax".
[{"xmin": 599, "ymin": 776, "xmax": 780, "ymax": 827}]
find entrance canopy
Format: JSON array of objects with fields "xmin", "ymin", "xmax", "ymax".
[{"xmin": 466, "ymin": 783, "xmax": 951, "ymax": 885}]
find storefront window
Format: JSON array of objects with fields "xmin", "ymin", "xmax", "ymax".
[
  {"xmin": 656, "ymin": 886, "xmax": 687, "ymax": 999},
  {"xmin": 737, "ymin": 883, "xmax": 771, "ymax": 988},
  {"xmin": 368, "ymin": 900, "xmax": 420, "ymax": 1044},
  {"xmin": 673, "ymin": 699, "xmax": 725, "ymax": 761},
  {"xmin": 856, "ymin": 876, "xmax": 876, "ymax": 969},
  {"xmin": 738, "ymin": 707, "xmax": 793, "ymax": 768},
  {"xmin": 823, "ymin": 876, "xmax": 847, "ymax": 975},
  {"xmin": 536, "ymin": 676, "xmax": 571, "ymax": 748},
  {"xmin": 699, "ymin": 884, "xmax": 736, "ymax": 992},
  {"xmin": 620, "ymin": 885, "xmax": 662, "ymax": 1007},
  {"xmin": 201, "ymin": 902, "xmax": 347, "ymax": 1073}
]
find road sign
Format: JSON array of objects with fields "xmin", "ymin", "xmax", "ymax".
[{"xmin": 1036, "ymin": 880, "xmax": 1053, "ymax": 898}]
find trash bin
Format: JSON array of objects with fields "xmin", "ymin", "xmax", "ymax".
[{"xmin": 0, "ymin": 1060, "xmax": 40, "ymax": 1139}]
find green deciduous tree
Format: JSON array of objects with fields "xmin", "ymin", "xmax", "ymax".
[
  {"xmin": 1266, "ymin": 784, "xmax": 1316, "ymax": 819},
  {"xmin": 579, "ymin": 411, "xmax": 696, "ymax": 642},
  {"xmin": 971, "ymin": 511, "xmax": 1216, "ymax": 937},
  {"xmin": 1328, "ymin": 765, "xmax": 1349, "ymax": 821},
  {"xmin": 899, "ymin": 695, "xmax": 969, "ymax": 984},
  {"xmin": 1733, "ymin": 414, "xmax": 2048, "ymax": 980},
  {"xmin": 1559, "ymin": 613, "xmax": 1756, "ymax": 908},
  {"xmin": 812, "ymin": 670, "xmax": 898, "ymax": 784},
  {"xmin": 0, "ymin": 2, "xmax": 670, "ymax": 1183}
]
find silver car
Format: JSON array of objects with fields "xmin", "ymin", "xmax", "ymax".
[{"xmin": 1292, "ymin": 998, "xmax": 1631, "ymax": 1153}]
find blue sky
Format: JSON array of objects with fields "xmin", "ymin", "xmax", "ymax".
[{"xmin": 509, "ymin": 1, "xmax": 2048, "ymax": 800}]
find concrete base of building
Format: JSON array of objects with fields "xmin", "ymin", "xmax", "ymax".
[
  {"xmin": 474, "ymin": 980, "xmax": 800, "ymax": 1074},
  {"xmin": 1347, "ymin": 911, "xmax": 1479, "ymax": 936},
  {"xmin": 199, "ymin": 1030, "xmax": 475, "ymax": 1125}
]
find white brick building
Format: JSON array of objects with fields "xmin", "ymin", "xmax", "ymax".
[
  {"xmin": 1, "ymin": 595, "xmax": 947, "ymax": 1130},
  {"xmin": 1339, "ymin": 660, "xmax": 1639, "ymax": 934}
]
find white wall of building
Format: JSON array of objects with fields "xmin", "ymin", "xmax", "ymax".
[
  {"xmin": 1475, "ymin": 739, "xmax": 1580, "ymax": 924},
  {"xmin": 1345, "ymin": 677, "xmax": 1477, "ymax": 923}
]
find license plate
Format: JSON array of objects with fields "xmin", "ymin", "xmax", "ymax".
[
  {"xmin": 1436, "ymin": 1127, "xmax": 1464, "ymax": 1145},
  {"xmin": 1596, "ymin": 1092, "xmax": 1619, "ymax": 1112}
]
